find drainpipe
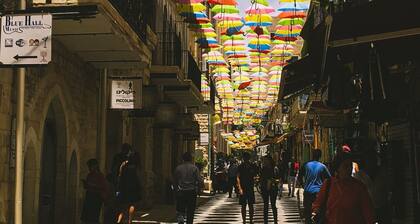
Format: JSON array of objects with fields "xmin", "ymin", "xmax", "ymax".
[
  {"xmin": 14, "ymin": 1, "xmax": 26, "ymax": 224},
  {"xmin": 97, "ymin": 68, "xmax": 108, "ymax": 171}
]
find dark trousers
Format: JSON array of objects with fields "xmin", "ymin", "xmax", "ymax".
[
  {"xmin": 303, "ymin": 191, "xmax": 318, "ymax": 224},
  {"xmin": 262, "ymin": 188, "xmax": 278, "ymax": 224},
  {"xmin": 176, "ymin": 190, "xmax": 197, "ymax": 224},
  {"xmin": 228, "ymin": 177, "xmax": 238, "ymax": 197}
]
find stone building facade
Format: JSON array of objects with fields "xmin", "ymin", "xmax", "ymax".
[{"xmin": 0, "ymin": 0, "xmax": 205, "ymax": 223}]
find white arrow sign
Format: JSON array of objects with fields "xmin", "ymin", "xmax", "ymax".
[{"xmin": 0, "ymin": 14, "xmax": 52, "ymax": 65}]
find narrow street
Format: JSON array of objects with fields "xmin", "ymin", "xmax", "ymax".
[{"xmin": 194, "ymin": 187, "xmax": 303, "ymax": 224}]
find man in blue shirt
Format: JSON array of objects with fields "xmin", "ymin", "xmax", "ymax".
[{"xmin": 298, "ymin": 149, "xmax": 331, "ymax": 224}]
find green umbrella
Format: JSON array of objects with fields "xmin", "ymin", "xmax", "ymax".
[
  {"xmin": 211, "ymin": 5, "xmax": 240, "ymax": 14},
  {"xmin": 278, "ymin": 18, "xmax": 305, "ymax": 26},
  {"xmin": 254, "ymin": 0, "xmax": 269, "ymax": 6}
]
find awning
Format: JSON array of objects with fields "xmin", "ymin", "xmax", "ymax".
[
  {"xmin": 163, "ymin": 80, "xmax": 204, "ymax": 109},
  {"xmin": 28, "ymin": 3, "xmax": 156, "ymax": 69},
  {"xmin": 278, "ymin": 56, "xmax": 317, "ymax": 100},
  {"xmin": 329, "ymin": 0, "xmax": 420, "ymax": 48}
]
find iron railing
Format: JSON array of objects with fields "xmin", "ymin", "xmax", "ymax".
[
  {"xmin": 188, "ymin": 52, "xmax": 201, "ymax": 91},
  {"xmin": 154, "ymin": 31, "xmax": 182, "ymax": 67},
  {"xmin": 109, "ymin": 0, "xmax": 154, "ymax": 42}
]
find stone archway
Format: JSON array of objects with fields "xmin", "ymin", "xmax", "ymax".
[
  {"xmin": 23, "ymin": 143, "xmax": 37, "ymax": 224},
  {"xmin": 38, "ymin": 96, "xmax": 67, "ymax": 224},
  {"xmin": 67, "ymin": 151, "xmax": 78, "ymax": 224}
]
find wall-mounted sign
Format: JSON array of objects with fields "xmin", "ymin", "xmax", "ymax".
[
  {"xmin": 0, "ymin": 14, "xmax": 52, "ymax": 65},
  {"xmin": 200, "ymin": 133, "xmax": 209, "ymax": 146},
  {"xmin": 195, "ymin": 114, "xmax": 210, "ymax": 146},
  {"xmin": 110, "ymin": 78, "xmax": 142, "ymax": 109}
]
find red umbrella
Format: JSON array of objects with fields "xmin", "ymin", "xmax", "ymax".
[
  {"xmin": 208, "ymin": 0, "xmax": 237, "ymax": 5},
  {"xmin": 238, "ymin": 81, "xmax": 252, "ymax": 90}
]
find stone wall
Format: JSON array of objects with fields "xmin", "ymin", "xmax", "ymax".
[{"xmin": 0, "ymin": 40, "xmax": 99, "ymax": 224}]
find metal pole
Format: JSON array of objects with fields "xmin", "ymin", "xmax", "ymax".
[
  {"xmin": 15, "ymin": 69, "xmax": 25, "ymax": 224},
  {"xmin": 15, "ymin": 1, "xmax": 26, "ymax": 223}
]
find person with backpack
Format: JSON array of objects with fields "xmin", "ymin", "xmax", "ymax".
[{"xmin": 297, "ymin": 149, "xmax": 331, "ymax": 224}]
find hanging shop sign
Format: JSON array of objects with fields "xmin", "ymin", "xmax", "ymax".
[
  {"xmin": 195, "ymin": 114, "xmax": 210, "ymax": 146},
  {"xmin": 110, "ymin": 78, "xmax": 142, "ymax": 109},
  {"xmin": 0, "ymin": 13, "xmax": 52, "ymax": 65}
]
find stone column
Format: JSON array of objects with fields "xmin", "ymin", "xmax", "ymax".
[{"xmin": 132, "ymin": 117, "xmax": 155, "ymax": 207}]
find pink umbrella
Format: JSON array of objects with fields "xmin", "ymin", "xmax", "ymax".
[
  {"xmin": 273, "ymin": 44, "xmax": 295, "ymax": 50},
  {"xmin": 213, "ymin": 13, "xmax": 242, "ymax": 21},
  {"xmin": 223, "ymin": 40, "xmax": 246, "ymax": 46},
  {"xmin": 245, "ymin": 3, "xmax": 275, "ymax": 14}
]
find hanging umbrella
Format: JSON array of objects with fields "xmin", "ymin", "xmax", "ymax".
[
  {"xmin": 278, "ymin": 18, "xmax": 306, "ymax": 26},
  {"xmin": 253, "ymin": 0, "xmax": 270, "ymax": 6},
  {"xmin": 245, "ymin": 14, "xmax": 273, "ymax": 27},
  {"xmin": 225, "ymin": 25, "xmax": 244, "ymax": 35},
  {"xmin": 217, "ymin": 20, "xmax": 244, "ymax": 28},
  {"xmin": 208, "ymin": 0, "xmax": 237, "ymax": 5},
  {"xmin": 211, "ymin": 5, "xmax": 240, "ymax": 14},
  {"xmin": 245, "ymin": 3, "xmax": 275, "ymax": 14},
  {"xmin": 278, "ymin": 2, "xmax": 310, "ymax": 12},
  {"xmin": 278, "ymin": 11, "xmax": 307, "ymax": 19},
  {"xmin": 177, "ymin": 3, "xmax": 206, "ymax": 13},
  {"xmin": 213, "ymin": 13, "xmax": 242, "ymax": 21}
]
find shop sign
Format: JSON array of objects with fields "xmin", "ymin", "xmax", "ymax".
[
  {"xmin": 110, "ymin": 78, "xmax": 142, "ymax": 109},
  {"xmin": 0, "ymin": 14, "xmax": 52, "ymax": 65},
  {"xmin": 200, "ymin": 133, "xmax": 209, "ymax": 146}
]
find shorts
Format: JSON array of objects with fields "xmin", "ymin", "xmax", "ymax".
[{"xmin": 239, "ymin": 190, "xmax": 255, "ymax": 206}]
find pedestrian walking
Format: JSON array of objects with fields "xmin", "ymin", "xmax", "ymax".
[
  {"xmin": 277, "ymin": 157, "xmax": 288, "ymax": 199},
  {"xmin": 111, "ymin": 143, "xmax": 131, "ymax": 187},
  {"xmin": 116, "ymin": 145, "xmax": 141, "ymax": 224},
  {"xmin": 174, "ymin": 152, "xmax": 203, "ymax": 224},
  {"xmin": 260, "ymin": 155, "xmax": 278, "ymax": 224},
  {"xmin": 81, "ymin": 159, "xmax": 109, "ymax": 224},
  {"xmin": 237, "ymin": 152, "xmax": 258, "ymax": 224},
  {"xmin": 288, "ymin": 158, "xmax": 299, "ymax": 197},
  {"xmin": 297, "ymin": 149, "xmax": 331, "ymax": 224},
  {"xmin": 311, "ymin": 151, "xmax": 376, "ymax": 224},
  {"xmin": 227, "ymin": 159, "xmax": 239, "ymax": 198}
]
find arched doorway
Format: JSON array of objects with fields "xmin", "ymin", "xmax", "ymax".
[
  {"xmin": 38, "ymin": 97, "xmax": 67, "ymax": 224},
  {"xmin": 23, "ymin": 144, "xmax": 37, "ymax": 224},
  {"xmin": 67, "ymin": 151, "xmax": 78, "ymax": 224}
]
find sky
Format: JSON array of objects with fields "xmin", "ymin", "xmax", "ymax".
[{"xmin": 237, "ymin": 0, "xmax": 280, "ymax": 16}]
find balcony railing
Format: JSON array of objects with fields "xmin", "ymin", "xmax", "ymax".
[
  {"xmin": 108, "ymin": 0, "xmax": 153, "ymax": 42},
  {"xmin": 188, "ymin": 52, "xmax": 201, "ymax": 91},
  {"xmin": 154, "ymin": 31, "xmax": 182, "ymax": 67}
]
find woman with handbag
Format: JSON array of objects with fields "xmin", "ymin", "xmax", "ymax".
[
  {"xmin": 311, "ymin": 152, "xmax": 376, "ymax": 224},
  {"xmin": 260, "ymin": 155, "xmax": 278, "ymax": 224}
]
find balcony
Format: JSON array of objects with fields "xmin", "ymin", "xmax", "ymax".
[
  {"xmin": 150, "ymin": 31, "xmax": 208, "ymax": 112},
  {"xmin": 151, "ymin": 31, "xmax": 187, "ymax": 85},
  {"xmin": 30, "ymin": 0, "xmax": 157, "ymax": 68}
]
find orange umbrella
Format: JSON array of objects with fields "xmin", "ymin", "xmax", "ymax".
[{"xmin": 208, "ymin": 0, "xmax": 237, "ymax": 5}]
